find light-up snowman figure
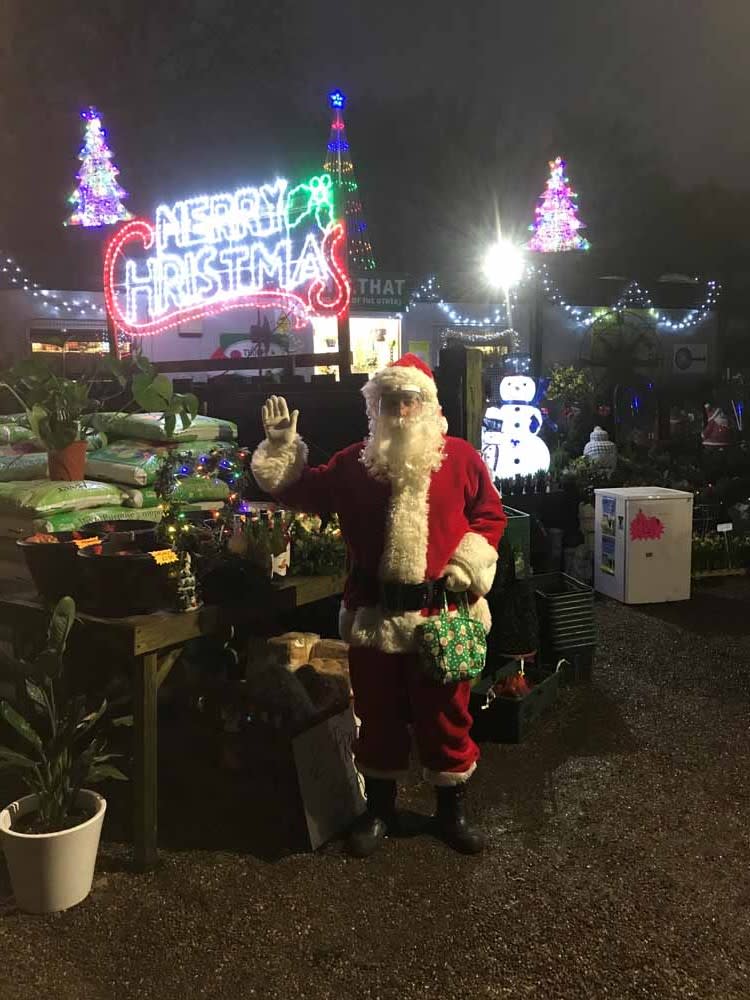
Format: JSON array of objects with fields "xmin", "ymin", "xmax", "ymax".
[{"xmin": 481, "ymin": 375, "xmax": 551, "ymax": 480}]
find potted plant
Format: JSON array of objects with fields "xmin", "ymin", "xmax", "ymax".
[
  {"xmin": 0, "ymin": 360, "xmax": 96, "ymax": 480},
  {"xmin": 0, "ymin": 597, "xmax": 131, "ymax": 913},
  {"xmin": 0, "ymin": 350, "xmax": 199, "ymax": 482}
]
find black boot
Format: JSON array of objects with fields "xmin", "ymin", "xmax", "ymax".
[
  {"xmin": 435, "ymin": 784, "xmax": 485, "ymax": 855},
  {"xmin": 348, "ymin": 777, "xmax": 397, "ymax": 858}
]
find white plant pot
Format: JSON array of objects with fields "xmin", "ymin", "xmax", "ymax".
[{"xmin": 0, "ymin": 789, "xmax": 106, "ymax": 914}]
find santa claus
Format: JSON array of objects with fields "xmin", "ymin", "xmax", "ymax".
[{"xmin": 251, "ymin": 354, "xmax": 507, "ymax": 855}]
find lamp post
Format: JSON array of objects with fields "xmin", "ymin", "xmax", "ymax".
[{"xmin": 481, "ymin": 239, "xmax": 525, "ymax": 331}]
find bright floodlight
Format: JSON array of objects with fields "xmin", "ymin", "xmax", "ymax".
[{"xmin": 482, "ymin": 240, "xmax": 525, "ymax": 291}]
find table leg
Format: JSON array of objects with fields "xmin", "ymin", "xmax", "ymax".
[{"xmin": 133, "ymin": 652, "xmax": 159, "ymax": 871}]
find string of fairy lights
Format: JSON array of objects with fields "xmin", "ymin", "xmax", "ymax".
[
  {"xmin": 0, "ymin": 250, "xmax": 106, "ymax": 319},
  {"xmin": 0, "ymin": 243, "xmax": 721, "ymax": 336},
  {"xmin": 404, "ymin": 265, "xmax": 721, "ymax": 333}
]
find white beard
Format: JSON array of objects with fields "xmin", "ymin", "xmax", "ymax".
[
  {"xmin": 360, "ymin": 406, "xmax": 446, "ymax": 490},
  {"xmin": 360, "ymin": 406, "xmax": 446, "ymax": 584}
]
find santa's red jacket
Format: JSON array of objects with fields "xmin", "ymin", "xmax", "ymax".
[{"xmin": 251, "ymin": 434, "xmax": 507, "ymax": 653}]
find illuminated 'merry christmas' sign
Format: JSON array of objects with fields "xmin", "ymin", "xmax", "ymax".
[{"xmin": 104, "ymin": 173, "xmax": 350, "ymax": 336}]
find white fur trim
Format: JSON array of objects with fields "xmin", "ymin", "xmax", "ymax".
[
  {"xmin": 379, "ymin": 482, "xmax": 430, "ymax": 584},
  {"xmin": 339, "ymin": 598, "xmax": 491, "ymax": 654},
  {"xmin": 355, "ymin": 763, "xmax": 410, "ymax": 781},
  {"xmin": 250, "ymin": 435, "xmax": 308, "ymax": 494},
  {"xmin": 444, "ymin": 532, "xmax": 498, "ymax": 597},
  {"xmin": 423, "ymin": 762, "xmax": 477, "ymax": 786},
  {"xmin": 361, "ymin": 365, "xmax": 438, "ymax": 408}
]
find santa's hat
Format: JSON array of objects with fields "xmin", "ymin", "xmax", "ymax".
[{"xmin": 362, "ymin": 352, "xmax": 438, "ymax": 408}]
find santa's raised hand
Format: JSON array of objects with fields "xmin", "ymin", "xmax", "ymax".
[{"xmin": 261, "ymin": 395, "xmax": 299, "ymax": 446}]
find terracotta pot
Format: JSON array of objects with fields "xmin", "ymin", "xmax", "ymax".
[{"xmin": 47, "ymin": 440, "xmax": 87, "ymax": 481}]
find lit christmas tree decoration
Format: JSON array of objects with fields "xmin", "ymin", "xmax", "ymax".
[
  {"xmin": 323, "ymin": 88, "xmax": 376, "ymax": 272},
  {"xmin": 528, "ymin": 156, "xmax": 589, "ymax": 253},
  {"xmin": 66, "ymin": 106, "xmax": 132, "ymax": 228}
]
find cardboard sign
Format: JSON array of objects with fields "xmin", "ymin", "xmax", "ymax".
[{"xmin": 292, "ymin": 706, "xmax": 365, "ymax": 850}]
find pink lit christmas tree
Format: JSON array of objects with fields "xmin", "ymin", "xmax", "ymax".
[
  {"xmin": 65, "ymin": 107, "xmax": 132, "ymax": 228},
  {"xmin": 528, "ymin": 156, "xmax": 589, "ymax": 253}
]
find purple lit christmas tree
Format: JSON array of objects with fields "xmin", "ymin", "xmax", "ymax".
[
  {"xmin": 323, "ymin": 89, "xmax": 376, "ymax": 272},
  {"xmin": 528, "ymin": 156, "xmax": 589, "ymax": 253},
  {"xmin": 65, "ymin": 107, "xmax": 132, "ymax": 228}
]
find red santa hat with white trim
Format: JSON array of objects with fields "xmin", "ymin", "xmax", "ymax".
[{"xmin": 361, "ymin": 353, "xmax": 439, "ymax": 409}]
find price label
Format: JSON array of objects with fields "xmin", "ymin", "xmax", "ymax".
[
  {"xmin": 73, "ymin": 536, "xmax": 101, "ymax": 549},
  {"xmin": 148, "ymin": 549, "xmax": 179, "ymax": 565},
  {"xmin": 717, "ymin": 523, "xmax": 733, "ymax": 534}
]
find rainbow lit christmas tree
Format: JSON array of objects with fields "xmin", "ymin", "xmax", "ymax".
[
  {"xmin": 528, "ymin": 156, "xmax": 589, "ymax": 253},
  {"xmin": 323, "ymin": 89, "xmax": 376, "ymax": 272},
  {"xmin": 65, "ymin": 107, "xmax": 132, "ymax": 228}
]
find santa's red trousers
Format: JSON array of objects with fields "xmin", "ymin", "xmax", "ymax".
[{"xmin": 348, "ymin": 645, "xmax": 480, "ymax": 783}]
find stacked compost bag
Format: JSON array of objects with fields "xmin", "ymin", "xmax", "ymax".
[{"xmin": 0, "ymin": 412, "xmax": 238, "ymax": 539}]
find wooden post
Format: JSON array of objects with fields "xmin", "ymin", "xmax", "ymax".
[
  {"xmin": 464, "ymin": 347, "xmax": 484, "ymax": 450},
  {"xmin": 337, "ymin": 311, "xmax": 352, "ymax": 377},
  {"xmin": 133, "ymin": 652, "xmax": 159, "ymax": 871},
  {"xmin": 106, "ymin": 312, "xmax": 121, "ymax": 361}
]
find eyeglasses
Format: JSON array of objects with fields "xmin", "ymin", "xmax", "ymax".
[{"xmin": 379, "ymin": 391, "xmax": 424, "ymax": 416}]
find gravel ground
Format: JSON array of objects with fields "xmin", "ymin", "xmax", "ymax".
[{"xmin": 1, "ymin": 579, "xmax": 749, "ymax": 1000}]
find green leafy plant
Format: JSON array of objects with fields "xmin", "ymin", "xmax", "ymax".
[
  {"xmin": 106, "ymin": 351, "xmax": 199, "ymax": 440},
  {"xmin": 289, "ymin": 513, "xmax": 347, "ymax": 576},
  {"xmin": 561, "ymin": 456, "xmax": 611, "ymax": 499},
  {"xmin": 0, "ymin": 348, "xmax": 199, "ymax": 453},
  {"xmin": 0, "ymin": 597, "xmax": 131, "ymax": 834},
  {"xmin": 545, "ymin": 366, "xmax": 595, "ymax": 408},
  {"xmin": 0, "ymin": 359, "xmax": 97, "ymax": 450}
]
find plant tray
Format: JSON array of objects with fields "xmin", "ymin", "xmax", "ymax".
[
  {"xmin": 692, "ymin": 568, "xmax": 748, "ymax": 579},
  {"xmin": 533, "ymin": 572, "xmax": 594, "ymax": 606},
  {"xmin": 534, "ymin": 571, "xmax": 597, "ymax": 659},
  {"xmin": 540, "ymin": 646, "xmax": 595, "ymax": 685},
  {"xmin": 470, "ymin": 662, "xmax": 561, "ymax": 744}
]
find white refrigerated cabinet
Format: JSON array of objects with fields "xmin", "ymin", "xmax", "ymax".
[{"xmin": 594, "ymin": 487, "xmax": 693, "ymax": 604}]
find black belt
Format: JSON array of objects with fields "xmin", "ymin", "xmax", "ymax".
[{"xmin": 351, "ymin": 568, "xmax": 457, "ymax": 613}]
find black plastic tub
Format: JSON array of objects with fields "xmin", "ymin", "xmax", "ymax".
[
  {"xmin": 76, "ymin": 545, "xmax": 179, "ymax": 617},
  {"xmin": 78, "ymin": 518, "xmax": 159, "ymax": 550},
  {"xmin": 17, "ymin": 532, "xmax": 82, "ymax": 602}
]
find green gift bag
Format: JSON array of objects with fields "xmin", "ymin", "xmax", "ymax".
[{"xmin": 415, "ymin": 594, "xmax": 487, "ymax": 685}]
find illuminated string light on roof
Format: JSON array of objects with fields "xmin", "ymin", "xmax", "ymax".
[
  {"xmin": 403, "ymin": 274, "xmax": 513, "ymax": 328},
  {"xmin": 404, "ymin": 265, "xmax": 720, "ymax": 333},
  {"xmin": 612, "ymin": 278, "xmax": 720, "ymax": 330},
  {"xmin": 0, "ymin": 249, "xmax": 106, "ymax": 316}
]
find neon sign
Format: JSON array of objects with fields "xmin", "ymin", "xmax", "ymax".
[{"xmin": 103, "ymin": 173, "xmax": 350, "ymax": 336}]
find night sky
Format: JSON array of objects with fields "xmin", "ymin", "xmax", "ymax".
[{"xmin": 2, "ymin": 0, "xmax": 749, "ymax": 290}]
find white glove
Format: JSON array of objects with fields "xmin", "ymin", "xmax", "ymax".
[
  {"xmin": 443, "ymin": 562, "xmax": 472, "ymax": 592},
  {"xmin": 261, "ymin": 395, "xmax": 299, "ymax": 447}
]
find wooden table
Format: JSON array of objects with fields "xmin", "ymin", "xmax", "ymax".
[{"xmin": 0, "ymin": 574, "xmax": 345, "ymax": 869}]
